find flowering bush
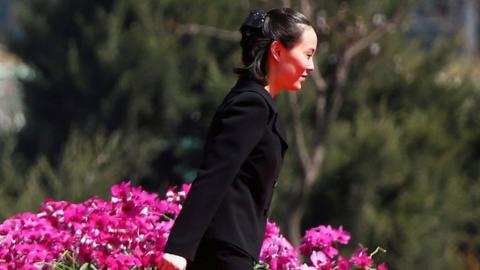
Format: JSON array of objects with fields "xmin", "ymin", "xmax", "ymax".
[
  {"xmin": 0, "ymin": 182, "xmax": 190, "ymax": 269},
  {"xmin": 296, "ymin": 225, "xmax": 387, "ymax": 270},
  {"xmin": 258, "ymin": 222, "xmax": 387, "ymax": 270},
  {"xmin": 0, "ymin": 182, "xmax": 387, "ymax": 270}
]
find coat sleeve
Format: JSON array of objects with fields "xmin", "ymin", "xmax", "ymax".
[{"xmin": 164, "ymin": 91, "xmax": 269, "ymax": 260}]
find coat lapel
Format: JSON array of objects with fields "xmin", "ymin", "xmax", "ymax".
[
  {"xmin": 273, "ymin": 113, "xmax": 288, "ymax": 150},
  {"xmin": 231, "ymin": 77, "xmax": 289, "ymax": 151}
]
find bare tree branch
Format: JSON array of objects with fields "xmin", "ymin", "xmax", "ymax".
[
  {"xmin": 328, "ymin": 1, "xmax": 412, "ymax": 125},
  {"xmin": 311, "ymin": 57, "xmax": 328, "ymax": 94},
  {"xmin": 287, "ymin": 93, "xmax": 312, "ymax": 171},
  {"xmin": 344, "ymin": 19, "xmax": 399, "ymax": 64}
]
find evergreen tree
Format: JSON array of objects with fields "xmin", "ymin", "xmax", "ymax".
[
  {"xmin": 7, "ymin": 0, "xmax": 247, "ymax": 190},
  {"xmin": 3, "ymin": 0, "xmax": 480, "ymax": 269}
]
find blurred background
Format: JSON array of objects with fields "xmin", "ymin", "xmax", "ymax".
[{"xmin": 1, "ymin": 0, "xmax": 480, "ymax": 269}]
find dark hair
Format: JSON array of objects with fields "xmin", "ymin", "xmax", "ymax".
[{"xmin": 235, "ymin": 8, "xmax": 313, "ymax": 85}]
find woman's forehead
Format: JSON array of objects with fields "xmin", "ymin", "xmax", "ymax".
[{"xmin": 297, "ymin": 26, "xmax": 318, "ymax": 50}]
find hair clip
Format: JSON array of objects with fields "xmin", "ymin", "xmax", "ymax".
[{"xmin": 242, "ymin": 8, "xmax": 267, "ymax": 30}]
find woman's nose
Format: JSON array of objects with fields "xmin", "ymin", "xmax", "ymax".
[{"xmin": 307, "ymin": 59, "xmax": 315, "ymax": 72}]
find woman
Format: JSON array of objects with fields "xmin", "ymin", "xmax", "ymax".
[{"xmin": 159, "ymin": 7, "xmax": 317, "ymax": 270}]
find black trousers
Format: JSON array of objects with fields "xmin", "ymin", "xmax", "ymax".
[{"xmin": 187, "ymin": 239, "xmax": 254, "ymax": 270}]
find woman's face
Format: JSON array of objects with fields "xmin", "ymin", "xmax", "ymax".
[{"xmin": 270, "ymin": 26, "xmax": 318, "ymax": 91}]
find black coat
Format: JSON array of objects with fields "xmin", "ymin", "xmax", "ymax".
[{"xmin": 164, "ymin": 77, "xmax": 288, "ymax": 261}]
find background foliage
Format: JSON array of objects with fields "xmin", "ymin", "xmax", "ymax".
[{"xmin": 1, "ymin": 0, "xmax": 480, "ymax": 269}]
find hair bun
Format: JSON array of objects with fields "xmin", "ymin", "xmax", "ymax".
[{"xmin": 240, "ymin": 8, "xmax": 267, "ymax": 35}]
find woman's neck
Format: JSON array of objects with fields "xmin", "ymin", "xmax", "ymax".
[{"xmin": 265, "ymin": 83, "xmax": 281, "ymax": 98}]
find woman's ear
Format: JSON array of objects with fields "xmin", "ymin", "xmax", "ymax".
[{"xmin": 270, "ymin": 40, "xmax": 283, "ymax": 62}]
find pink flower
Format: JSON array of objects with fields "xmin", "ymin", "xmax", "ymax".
[
  {"xmin": 299, "ymin": 263, "xmax": 316, "ymax": 270},
  {"xmin": 265, "ymin": 221, "xmax": 281, "ymax": 236},
  {"xmin": 350, "ymin": 248, "xmax": 374, "ymax": 268},
  {"xmin": 310, "ymin": 250, "xmax": 330, "ymax": 269},
  {"xmin": 378, "ymin": 263, "xmax": 389, "ymax": 270},
  {"xmin": 337, "ymin": 256, "xmax": 350, "ymax": 270},
  {"xmin": 259, "ymin": 220, "xmax": 299, "ymax": 270},
  {"xmin": 299, "ymin": 225, "xmax": 351, "ymax": 258},
  {"xmin": 181, "ymin": 183, "xmax": 191, "ymax": 197},
  {"xmin": 332, "ymin": 226, "xmax": 350, "ymax": 245}
]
